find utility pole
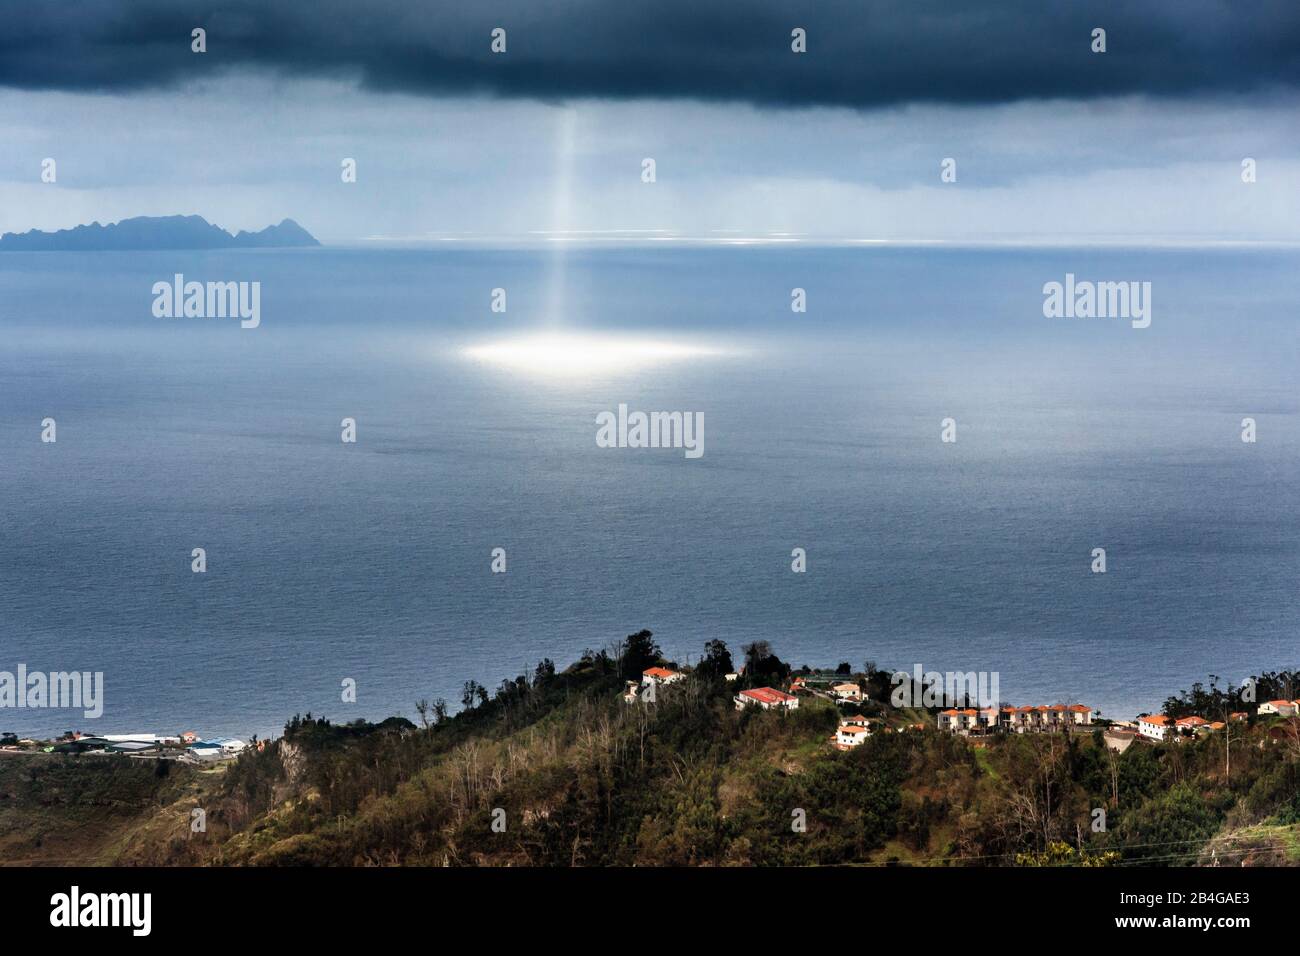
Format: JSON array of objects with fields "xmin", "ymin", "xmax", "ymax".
[{"xmin": 1224, "ymin": 704, "xmax": 1231, "ymax": 781}]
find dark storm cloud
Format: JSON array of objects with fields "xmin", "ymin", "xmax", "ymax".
[{"xmin": 3, "ymin": 0, "xmax": 1297, "ymax": 107}]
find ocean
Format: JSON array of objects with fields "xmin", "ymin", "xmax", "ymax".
[{"xmin": 1, "ymin": 244, "xmax": 1297, "ymax": 738}]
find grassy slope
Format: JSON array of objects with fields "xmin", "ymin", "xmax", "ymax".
[{"xmin": 0, "ymin": 753, "xmax": 202, "ymax": 865}]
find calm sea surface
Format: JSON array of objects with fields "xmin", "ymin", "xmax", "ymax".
[{"xmin": 1, "ymin": 245, "xmax": 1297, "ymax": 737}]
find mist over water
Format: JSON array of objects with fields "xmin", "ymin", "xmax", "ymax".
[{"xmin": 1, "ymin": 245, "xmax": 1297, "ymax": 737}]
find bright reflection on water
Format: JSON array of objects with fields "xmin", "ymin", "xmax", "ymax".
[{"xmin": 461, "ymin": 332, "xmax": 731, "ymax": 378}]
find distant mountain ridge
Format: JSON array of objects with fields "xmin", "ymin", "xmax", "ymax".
[{"xmin": 0, "ymin": 215, "xmax": 320, "ymax": 251}]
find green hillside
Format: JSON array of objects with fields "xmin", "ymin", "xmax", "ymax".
[{"xmin": 4, "ymin": 631, "xmax": 1298, "ymax": 867}]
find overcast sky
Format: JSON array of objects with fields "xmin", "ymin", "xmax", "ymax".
[{"xmin": 1, "ymin": 0, "xmax": 1297, "ymax": 241}]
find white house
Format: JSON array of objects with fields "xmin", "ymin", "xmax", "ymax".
[
  {"xmin": 642, "ymin": 667, "xmax": 684, "ymax": 686},
  {"xmin": 1258, "ymin": 700, "xmax": 1297, "ymax": 717},
  {"xmin": 831, "ymin": 682, "xmax": 863, "ymax": 702},
  {"xmin": 833, "ymin": 723, "xmax": 871, "ymax": 749},
  {"xmin": 1066, "ymin": 704, "xmax": 1094, "ymax": 725},
  {"xmin": 1137, "ymin": 714, "xmax": 1170, "ymax": 741},
  {"xmin": 735, "ymin": 687, "xmax": 799, "ymax": 711},
  {"xmin": 937, "ymin": 707, "xmax": 999, "ymax": 735}
]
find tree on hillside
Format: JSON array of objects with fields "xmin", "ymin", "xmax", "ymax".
[
  {"xmin": 620, "ymin": 629, "xmax": 661, "ymax": 681},
  {"xmin": 697, "ymin": 639, "xmax": 735, "ymax": 680},
  {"xmin": 742, "ymin": 641, "xmax": 790, "ymax": 684},
  {"xmin": 462, "ymin": 680, "xmax": 488, "ymax": 710}
]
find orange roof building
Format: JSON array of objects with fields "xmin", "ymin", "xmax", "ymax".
[
  {"xmin": 641, "ymin": 666, "xmax": 683, "ymax": 685},
  {"xmin": 735, "ymin": 687, "xmax": 800, "ymax": 711}
]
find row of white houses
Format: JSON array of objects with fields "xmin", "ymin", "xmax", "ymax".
[{"xmin": 937, "ymin": 703, "xmax": 1094, "ymax": 735}]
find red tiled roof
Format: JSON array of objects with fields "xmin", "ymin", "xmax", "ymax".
[
  {"xmin": 741, "ymin": 687, "xmax": 795, "ymax": 705},
  {"xmin": 643, "ymin": 667, "xmax": 678, "ymax": 679}
]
